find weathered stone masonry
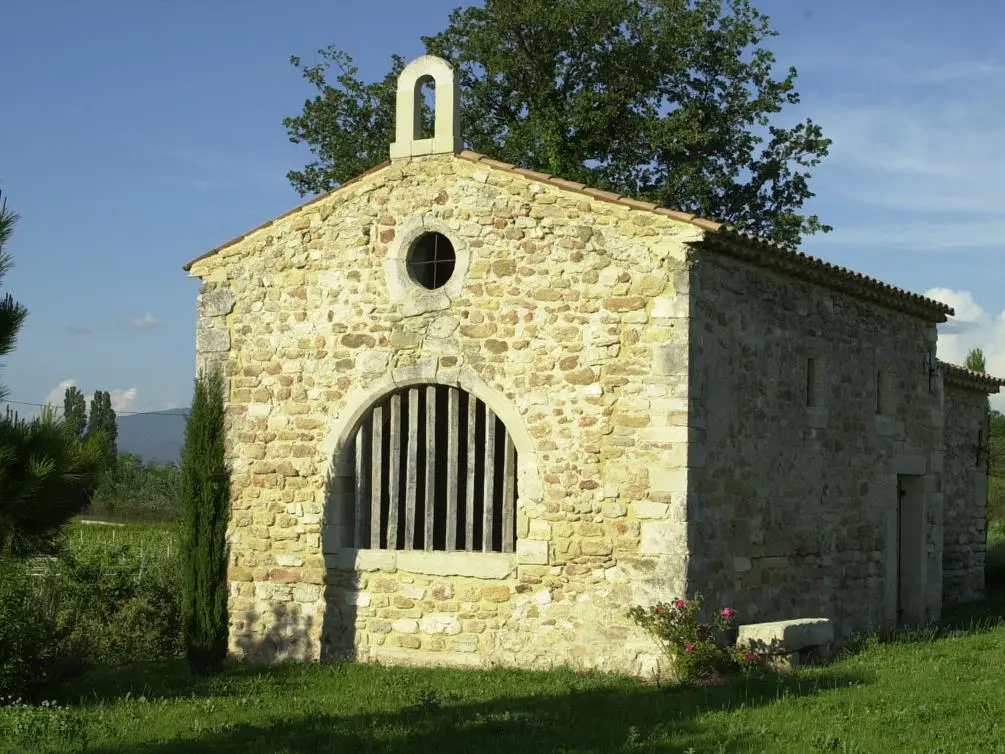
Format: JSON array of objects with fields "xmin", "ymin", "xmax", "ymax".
[
  {"xmin": 942, "ymin": 366, "xmax": 1000, "ymax": 606},
  {"xmin": 184, "ymin": 54, "xmax": 1003, "ymax": 675}
]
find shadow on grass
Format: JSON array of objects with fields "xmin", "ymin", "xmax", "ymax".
[
  {"xmin": 49, "ymin": 658, "xmax": 323, "ymax": 707},
  {"xmin": 82, "ymin": 666, "xmax": 867, "ymax": 754},
  {"xmin": 833, "ymin": 588, "xmax": 1005, "ymax": 661}
]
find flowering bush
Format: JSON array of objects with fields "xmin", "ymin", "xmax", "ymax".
[{"xmin": 627, "ymin": 592, "xmax": 760, "ymax": 684}]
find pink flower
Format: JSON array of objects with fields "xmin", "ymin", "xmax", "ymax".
[
  {"xmin": 674, "ymin": 599, "xmax": 687, "ymax": 609},
  {"xmin": 744, "ymin": 652, "xmax": 757, "ymax": 662},
  {"xmin": 654, "ymin": 607, "xmax": 662, "ymax": 615},
  {"xmin": 684, "ymin": 642, "xmax": 696, "ymax": 653},
  {"xmin": 720, "ymin": 607, "xmax": 736, "ymax": 619}
]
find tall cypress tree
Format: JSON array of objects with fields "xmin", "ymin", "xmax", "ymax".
[
  {"xmin": 85, "ymin": 390, "xmax": 118, "ymax": 471},
  {"xmin": 63, "ymin": 386, "xmax": 87, "ymax": 439},
  {"xmin": 180, "ymin": 368, "xmax": 230, "ymax": 675}
]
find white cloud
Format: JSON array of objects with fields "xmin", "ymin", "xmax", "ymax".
[
  {"xmin": 42, "ymin": 381, "xmax": 139, "ymax": 416},
  {"xmin": 131, "ymin": 312, "xmax": 161, "ymax": 330},
  {"xmin": 109, "ymin": 388, "xmax": 138, "ymax": 413},
  {"xmin": 43, "ymin": 379, "xmax": 77, "ymax": 414},
  {"xmin": 804, "ymin": 53, "xmax": 1005, "ymax": 253},
  {"xmin": 67, "ymin": 324, "xmax": 92, "ymax": 335},
  {"xmin": 925, "ymin": 288, "xmax": 1005, "ymax": 410},
  {"xmin": 924, "ymin": 288, "xmax": 984, "ymax": 323}
]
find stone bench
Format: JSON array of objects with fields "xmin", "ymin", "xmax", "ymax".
[{"xmin": 736, "ymin": 618, "xmax": 834, "ymax": 669}]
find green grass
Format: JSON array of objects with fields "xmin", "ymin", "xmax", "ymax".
[
  {"xmin": 0, "ymin": 603, "xmax": 1002, "ymax": 754},
  {"xmin": 4, "ymin": 523, "xmax": 1005, "ymax": 753},
  {"xmin": 62, "ymin": 519, "xmax": 180, "ymax": 562}
]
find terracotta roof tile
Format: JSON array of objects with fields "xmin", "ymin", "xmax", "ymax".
[
  {"xmin": 548, "ymin": 177, "xmax": 588, "ymax": 192},
  {"xmin": 581, "ymin": 186, "xmax": 623, "ymax": 202},
  {"xmin": 619, "ymin": 197, "xmax": 661, "ymax": 212},
  {"xmin": 940, "ymin": 361, "xmax": 1005, "ymax": 393},
  {"xmin": 512, "ymin": 167, "xmax": 554, "ymax": 182}
]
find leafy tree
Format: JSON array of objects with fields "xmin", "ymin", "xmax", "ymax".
[
  {"xmin": 86, "ymin": 389, "xmax": 118, "ymax": 471},
  {"xmin": 966, "ymin": 347, "xmax": 987, "ymax": 373},
  {"xmin": 0, "ymin": 192, "xmax": 26, "ymax": 402},
  {"xmin": 991, "ymin": 409, "xmax": 1004, "ymax": 480},
  {"xmin": 180, "ymin": 369, "xmax": 230, "ymax": 675},
  {"xmin": 63, "ymin": 386, "xmax": 87, "ymax": 439},
  {"xmin": 283, "ymin": 0, "xmax": 832, "ymax": 247},
  {"xmin": 0, "ymin": 406, "xmax": 105, "ymax": 555},
  {"xmin": 0, "ymin": 192, "xmax": 103, "ymax": 556},
  {"xmin": 89, "ymin": 452, "xmax": 181, "ymax": 521}
]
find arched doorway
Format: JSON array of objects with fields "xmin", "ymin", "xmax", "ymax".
[{"xmin": 340, "ymin": 384, "xmax": 518, "ymax": 554}]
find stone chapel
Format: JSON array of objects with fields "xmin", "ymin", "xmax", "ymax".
[{"xmin": 185, "ymin": 54, "xmax": 1004, "ymax": 674}]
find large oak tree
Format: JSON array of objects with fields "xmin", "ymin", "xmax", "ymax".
[{"xmin": 283, "ymin": 0, "xmax": 831, "ymax": 247}]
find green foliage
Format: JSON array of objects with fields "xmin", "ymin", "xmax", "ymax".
[
  {"xmin": 990, "ymin": 410, "xmax": 1004, "ymax": 480},
  {"xmin": 965, "ymin": 347, "xmax": 987, "ymax": 373},
  {"xmin": 627, "ymin": 592, "xmax": 756, "ymax": 683},
  {"xmin": 0, "ymin": 191, "xmax": 28, "ymax": 404},
  {"xmin": 180, "ymin": 370, "xmax": 231, "ymax": 675},
  {"xmin": 0, "ymin": 522, "xmax": 183, "ymax": 699},
  {"xmin": 987, "ymin": 525, "xmax": 1005, "ymax": 591},
  {"xmin": 284, "ymin": 0, "xmax": 831, "ymax": 248},
  {"xmin": 62, "ymin": 387, "xmax": 87, "ymax": 440},
  {"xmin": 0, "ymin": 697, "xmax": 87, "ymax": 752},
  {"xmin": 88, "ymin": 452, "xmax": 181, "ymax": 522},
  {"xmin": 57, "ymin": 527, "xmax": 183, "ymax": 667},
  {"xmin": 0, "ymin": 405, "xmax": 106, "ymax": 558},
  {"xmin": 0, "ymin": 192, "xmax": 104, "ymax": 558},
  {"xmin": 85, "ymin": 390, "xmax": 118, "ymax": 472},
  {"xmin": 0, "ymin": 555, "xmax": 62, "ymax": 698}
]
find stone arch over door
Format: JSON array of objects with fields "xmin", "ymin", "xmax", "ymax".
[{"xmin": 321, "ymin": 367, "xmax": 541, "ymax": 560}]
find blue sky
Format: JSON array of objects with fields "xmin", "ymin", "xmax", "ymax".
[{"xmin": 2, "ymin": 0, "xmax": 1003, "ymax": 415}]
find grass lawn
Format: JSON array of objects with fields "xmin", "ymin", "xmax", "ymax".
[
  {"xmin": 4, "ymin": 525, "xmax": 1005, "ymax": 753},
  {"xmin": 63, "ymin": 519, "xmax": 179, "ymax": 559},
  {"xmin": 2, "ymin": 596, "xmax": 1003, "ymax": 754}
]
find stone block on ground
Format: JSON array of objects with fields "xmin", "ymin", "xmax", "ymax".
[{"xmin": 737, "ymin": 618, "xmax": 834, "ymax": 658}]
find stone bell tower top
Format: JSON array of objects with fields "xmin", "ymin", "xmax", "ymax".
[{"xmin": 389, "ymin": 55, "xmax": 462, "ymax": 160}]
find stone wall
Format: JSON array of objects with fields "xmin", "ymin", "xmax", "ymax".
[
  {"xmin": 189, "ymin": 153, "xmax": 707, "ymax": 674},
  {"xmin": 941, "ymin": 383, "xmax": 988, "ymax": 605},
  {"xmin": 685, "ymin": 249, "xmax": 944, "ymax": 636}
]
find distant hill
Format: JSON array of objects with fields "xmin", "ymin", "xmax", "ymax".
[{"xmin": 117, "ymin": 407, "xmax": 189, "ymax": 465}]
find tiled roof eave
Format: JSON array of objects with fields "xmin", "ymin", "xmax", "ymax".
[
  {"xmin": 940, "ymin": 361, "xmax": 1005, "ymax": 394},
  {"xmin": 699, "ymin": 232, "xmax": 954, "ymax": 323}
]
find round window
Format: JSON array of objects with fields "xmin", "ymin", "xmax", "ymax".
[{"xmin": 406, "ymin": 232, "xmax": 456, "ymax": 290}]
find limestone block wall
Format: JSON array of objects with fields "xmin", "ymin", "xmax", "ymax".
[
  {"xmin": 942, "ymin": 384, "xmax": 988, "ymax": 605},
  {"xmin": 189, "ymin": 154, "xmax": 706, "ymax": 674},
  {"xmin": 685, "ymin": 250, "xmax": 944, "ymax": 636}
]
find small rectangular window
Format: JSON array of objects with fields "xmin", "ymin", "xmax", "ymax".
[
  {"xmin": 876, "ymin": 370, "xmax": 885, "ymax": 414},
  {"xmin": 806, "ymin": 357, "xmax": 819, "ymax": 407}
]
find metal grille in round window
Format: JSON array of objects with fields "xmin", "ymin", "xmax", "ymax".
[{"xmin": 406, "ymin": 232, "xmax": 456, "ymax": 290}]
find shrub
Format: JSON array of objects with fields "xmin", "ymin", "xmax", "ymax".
[
  {"xmin": 1, "ymin": 529, "xmax": 183, "ymax": 699},
  {"xmin": 0, "ymin": 556, "xmax": 61, "ymax": 698},
  {"xmin": 87, "ymin": 452, "xmax": 183, "ymax": 523},
  {"xmin": 58, "ymin": 540, "xmax": 183, "ymax": 666},
  {"xmin": 627, "ymin": 592, "xmax": 759, "ymax": 684}
]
